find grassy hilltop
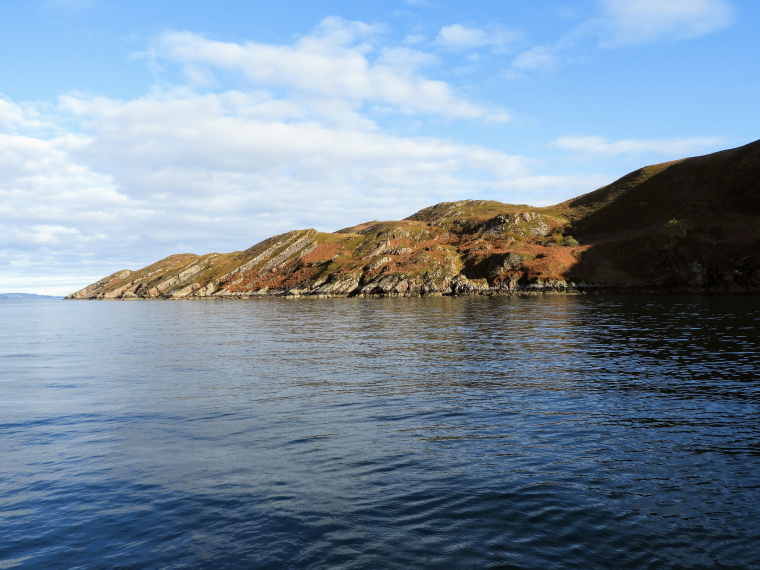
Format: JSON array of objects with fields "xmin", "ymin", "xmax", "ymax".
[{"xmin": 67, "ymin": 139, "xmax": 760, "ymax": 299}]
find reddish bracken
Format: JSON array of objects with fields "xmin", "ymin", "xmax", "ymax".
[{"xmin": 66, "ymin": 139, "xmax": 760, "ymax": 299}]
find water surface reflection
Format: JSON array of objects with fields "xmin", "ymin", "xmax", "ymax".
[{"xmin": 1, "ymin": 296, "xmax": 758, "ymax": 569}]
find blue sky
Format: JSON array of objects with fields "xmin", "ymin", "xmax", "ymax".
[{"xmin": 1, "ymin": 0, "xmax": 758, "ymax": 294}]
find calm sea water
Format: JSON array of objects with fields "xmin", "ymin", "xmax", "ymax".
[{"xmin": 1, "ymin": 296, "xmax": 759, "ymax": 570}]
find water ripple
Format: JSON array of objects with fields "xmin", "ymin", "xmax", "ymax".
[{"xmin": 1, "ymin": 295, "xmax": 759, "ymax": 569}]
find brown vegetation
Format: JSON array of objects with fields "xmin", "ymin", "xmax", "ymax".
[{"xmin": 67, "ymin": 139, "xmax": 760, "ymax": 300}]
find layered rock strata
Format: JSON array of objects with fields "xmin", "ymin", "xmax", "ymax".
[
  {"xmin": 67, "ymin": 139, "xmax": 760, "ymax": 299},
  {"xmin": 67, "ymin": 208, "xmax": 581, "ymax": 299}
]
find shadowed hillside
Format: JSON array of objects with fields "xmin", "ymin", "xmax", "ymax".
[
  {"xmin": 555, "ymin": 139, "xmax": 760, "ymax": 288},
  {"xmin": 67, "ymin": 139, "xmax": 760, "ymax": 299}
]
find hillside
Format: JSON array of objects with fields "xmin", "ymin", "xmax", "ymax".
[{"xmin": 66, "ymin": 139, "xmax": 760, "ymax": 300}]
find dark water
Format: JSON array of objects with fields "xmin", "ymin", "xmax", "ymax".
[{"xmin": 1, "ymin": 296, "xmax": 759, "ymax": 570}]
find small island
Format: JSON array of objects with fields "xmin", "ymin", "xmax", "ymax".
[{"xmin": 67, "ymin": 140, "xmax": 760, "ymax": 300}]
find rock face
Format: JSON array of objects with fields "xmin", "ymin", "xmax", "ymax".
[
  {"xmin": 67, "ymin": 139, "xmax": 760, "ymax": 300},
  {"xmin": 66, "ymin": 209, "xmax": 580, "ymax": 300}
]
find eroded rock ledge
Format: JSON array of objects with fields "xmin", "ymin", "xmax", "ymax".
[{"xmin": 67, "ymin": 204, "xmax": 595, "ymax": 300}]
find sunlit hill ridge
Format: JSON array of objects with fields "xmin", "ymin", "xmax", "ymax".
[{"xmin": 67, "ymin": 139, "xmax": 760, "ymax": 299}]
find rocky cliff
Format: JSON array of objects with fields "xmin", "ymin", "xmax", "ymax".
[{"xmin": 67, "ymin": 139, "xmax": 760, "ymax": 300}]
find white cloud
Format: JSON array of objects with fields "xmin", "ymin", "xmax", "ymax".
[
  {"xmin": 153, "ymin": 17, "xmax": 507, "ymax": 121},
  {"xmin": 0, "ymin": 98, "xmax": 26, "ymax": 128},
  {"xmin": 435, "ymin": 24, "xmax": 519, "ymax": 51},
  {"xmin": 436, "ymin": 24, "xmax": 488, "ymax": 49},
  {"xmin": 508, "ymin": 24, "xmax": 585, "ymax": 76},
  {"xmin": 599, "ymin": 0, "xmax": 734, "ymax": 47},
  {"xmin": 552, "ymin": 135, "xmax": 726, "ymax": 157},
  {"xmin": 0, "ymin": 126, "xmax": 149, "ymax": 294},
  {"xmin": 403, "ymin": 34, "xmax": 426, "ymax": 45},
  {"xmin": 0, "ymin": 96, "xmax": 61, "ymax": 134},
  {"xmin": 64, "ymin": 89, "xmax": 527, "ymax": 204},
  {"xmin": 510, "ymin": 0, "xmax": 734, "ymax": 76},
  {"xmin": 376, "ymin": 46, "xmax": 438, "ymax": 71},
  {"xmin": 512, "ymin": 45, "xmax": 559, "ymax": 72}
]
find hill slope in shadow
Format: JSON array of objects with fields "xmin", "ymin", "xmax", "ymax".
[{"xmin": 553, "ymin": 138, "xmax": 760, "ymax": 288}]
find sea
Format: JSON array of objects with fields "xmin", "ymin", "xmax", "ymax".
[{"xmin": 1, "ymin": 295, "xmax": 759, "ymax": 569}]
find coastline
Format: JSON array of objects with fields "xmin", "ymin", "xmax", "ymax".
[{"xmin": 65, "ymin": 283, "xmax": 760, "ymax": 300}]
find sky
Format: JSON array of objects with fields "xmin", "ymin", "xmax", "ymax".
[{"xmin": 1, "ymin": 0, "xmax": 758, "ymax": 295}]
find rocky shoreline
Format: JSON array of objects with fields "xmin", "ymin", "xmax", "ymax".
[{"xmin": 66, "ymin": 139, "xmax": 760, "ymax": 301}]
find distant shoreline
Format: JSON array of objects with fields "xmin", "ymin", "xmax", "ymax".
[{"xmin": 0, "ymin": 293, "xmax": 64, "ymax": 300}]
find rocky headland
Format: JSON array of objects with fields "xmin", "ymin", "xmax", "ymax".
[{"xmin": 67, "ymin": 139, "xmax": 760, "ymax": 300}]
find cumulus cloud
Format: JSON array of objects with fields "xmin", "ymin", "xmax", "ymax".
[
  {"xmin": 598, "ymin": 0, "xmax": 734, "ymax": 47},
  {"xmin": 552, "ymin": 135, "xmax": 726, "ymax": 157},
  {"xmin": 511, "ymin": 45, "xmax": 560, "ymax": 72},
  {"xmin": 62, "ymin": 89, "xmax": 533, "ymax": 213},
  {"xmin": 0, "ymin": 98, "xmax": 26, "ymax": 129},
  {"xmin": 376, "ymin": 46, "xmax": 438, "ymax": 71},
  {"xmin": 0, "ymin": 125, "xmax": 148, "ymax": 293},
  {"xmin": 435, "ymin": 24, "xmax": 519, "ymax": 51},
  {"xmin": 0, "ymin": 96, "xmax": 61, "ymax": 135},
  {"xmin": 153, "ymin": 17, "xmax": 507, "ymax": 121}
]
